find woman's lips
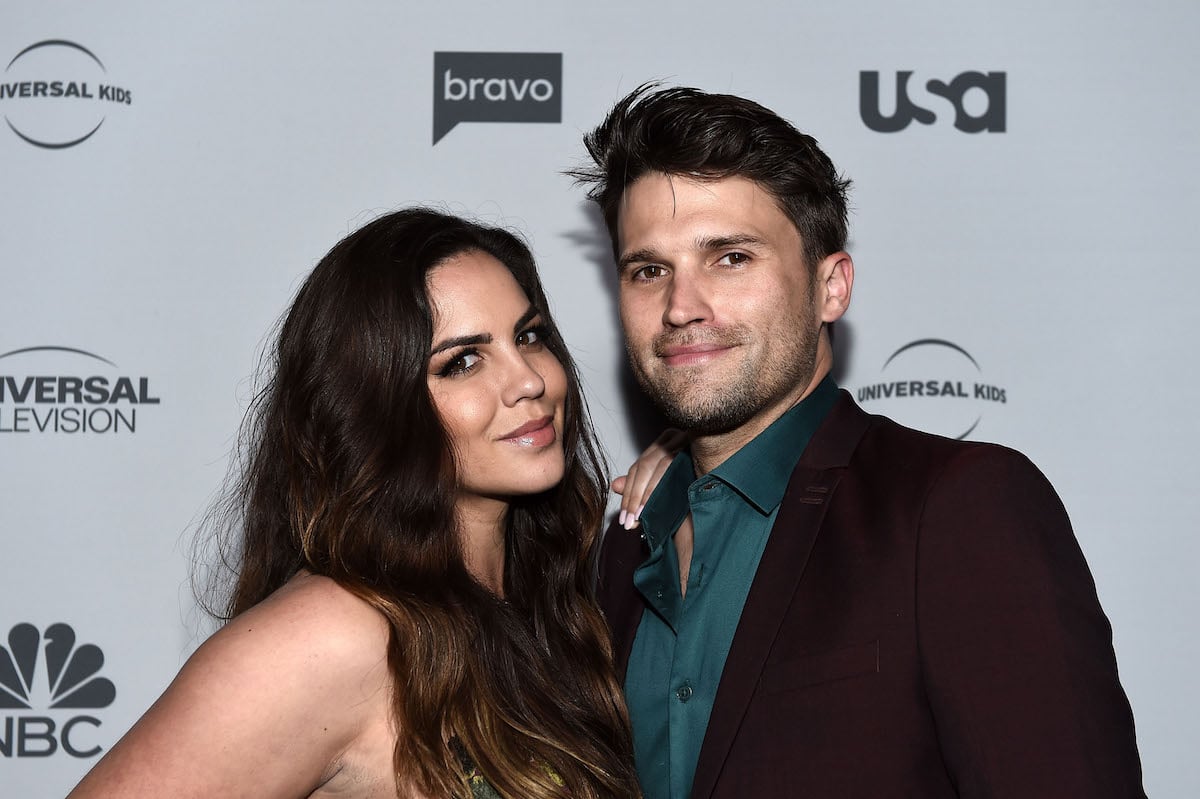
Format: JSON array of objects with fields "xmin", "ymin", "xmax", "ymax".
[{"xmin": 499, "ymin": 416, "xmax": 556, "ymax": 447}]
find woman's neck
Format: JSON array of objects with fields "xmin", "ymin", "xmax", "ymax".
[{"xmin": 455, "ymin": 496, "xmax": 508, "ymax": 596}]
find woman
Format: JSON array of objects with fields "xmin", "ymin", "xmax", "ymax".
[{"xmin": 69, "ymin": 208, "xmax": 644, "ymax": 798}]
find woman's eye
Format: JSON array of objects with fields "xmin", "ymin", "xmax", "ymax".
[
  {"xmin": 517, "ymin": 325, "xmax": 548, "ymax": 348},
  {"xmin": 440, "ymin": 350, "xmax": 481, "ymax": 377}
]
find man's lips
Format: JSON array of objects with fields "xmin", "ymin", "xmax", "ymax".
[
  {"xmin": 657, "ymin": 342, "xmax": 736, "ymax": 367},
  {"xmin": 498, "ymin": 416, "xmax": 556, "ymax": 447}
]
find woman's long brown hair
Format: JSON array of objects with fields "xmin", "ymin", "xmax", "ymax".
[{"xmin": 206, "ymin": 209, "xmax": 639, "ymax": 798}]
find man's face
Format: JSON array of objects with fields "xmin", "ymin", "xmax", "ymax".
[{"xmin": 615, "ymin": 172, "xmax": 825, "ymax": 436}]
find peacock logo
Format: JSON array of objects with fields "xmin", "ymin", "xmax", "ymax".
[
  {"xmin": 0, "ymin": 623, "xmax": 115, "ymax": 710},
  {"xmin": 0, "ymin": 623, "xmax": 115, "ymax": 758}
]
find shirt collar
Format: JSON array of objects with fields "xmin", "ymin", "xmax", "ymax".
[
  {"xmin": 637, "ymin": 375, "xmax": 840, "ymax": 548},
  {"xmin": 637, "ymin": 450, "xmax": 695, "ymax": 552},
  {"xmin": 714, "ymin": 375, "xmax": 839, "ymax": 513}
]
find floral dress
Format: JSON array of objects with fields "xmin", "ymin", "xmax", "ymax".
[{"xmin": 452, "ymin": 738, "xmax": 502, "ymax": 799}]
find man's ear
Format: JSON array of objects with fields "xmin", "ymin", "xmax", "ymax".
[{"xmin": 817, "ymin": 251, "xmax": 854, "ymax": 323}]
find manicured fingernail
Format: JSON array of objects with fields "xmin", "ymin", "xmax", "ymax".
[
  {"xmin": 619, "ymin": 509, "xmax": 627, "ymax": 527},
  {"xmin": 635, "ymin": 505, "xmax": 644, "ymax": 520}
]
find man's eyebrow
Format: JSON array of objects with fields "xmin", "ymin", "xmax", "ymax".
[
  {"xmin": 696, "ymin": 233, "xmax": 768, "ymax": 251},
  {"xmin": 617, "ymin": 248, "xmax": 659, "ymax": 271},
  {"xmin": 430, "ymin": 332, "xmax": 491, "ymax": 356},
  {"xmin": 617, "ymin": 234, "xmax": 768, "ymax": 272}
]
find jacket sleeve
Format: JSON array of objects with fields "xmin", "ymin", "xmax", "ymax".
[{"xmin": 915, "ymin": 445, "xmax": 1145, "ymax": 798}]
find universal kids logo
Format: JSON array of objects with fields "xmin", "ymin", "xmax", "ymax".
[
  {"xmin": 433, "ymin": 51, "xmax": 562, "ymax": 144},
  {"xmin": 0, "ymin": 346, "xmax": 160, "ymax": 435},
  {"xmin": 854, "ymin": 339, "xmax": 1008, "ymax": 440},
  {"xmin": 860, "ymin": 71, "xmax": 1005, "ymax": 133},
  {"xmin": 0, "ymin": 622, "xmax": 116, "ymax": 758},
  {"xmin": 1, "ymin": 40, "xmax": 133, "ymax": 149}
]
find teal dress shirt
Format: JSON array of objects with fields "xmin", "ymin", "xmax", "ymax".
[{"xmin": 624, "ymin": 377, "xmax": 839, "ymax": 799}]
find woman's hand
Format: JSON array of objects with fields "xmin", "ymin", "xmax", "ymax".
[{"xmin": 611, "ymin": 429, "xmax": 689, "ymax": 530}]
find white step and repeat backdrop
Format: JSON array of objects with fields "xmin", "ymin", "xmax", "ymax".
[{"xmin": 2, "ymin": 2, "xmax": 1196, "ymax": 796}]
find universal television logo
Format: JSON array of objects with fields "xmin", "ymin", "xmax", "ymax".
[
  {"xmin": 433, "ymin": 51, "xmax": 562, "ymax": 144},
  {"xmin": 0, "ymin": 346, "xmax": 161, "ymax": 435},
  {"xmin": 1, "ymin": 39, "xmax": 133, "ymax": 149},
  {"xmin": 1, "ymin": 623, "xmax": 116, "ymax": 758}
]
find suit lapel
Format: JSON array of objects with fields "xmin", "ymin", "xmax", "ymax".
[
  {"xmin": 687, "ymin": 466, "xmax": 841, "ymax": 799},
  {"xmin": 597, "ymin": 520, "xmax": 649, "ymax": 683},
  {"xmin": 689, "ymin": 392, "xmax": 870, "ymax": 799}
]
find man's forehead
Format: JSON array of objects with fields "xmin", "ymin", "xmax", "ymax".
[{"xmin": 616, "ymin": 172, "xmax": 797, "ymax": 251}]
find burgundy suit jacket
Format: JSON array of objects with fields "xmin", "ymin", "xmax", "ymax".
[{"xmin": 598, "ymin": 392, "xmax": 1144, "ymax": 798}]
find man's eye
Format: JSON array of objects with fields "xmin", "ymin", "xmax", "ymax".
[
  {"xmin": 718, "ymin": 252, "xmax": 749, "ymax": 266},
  {"xmin": 634, "ymin": 264, "xmax": 667, "ymax": 281}
]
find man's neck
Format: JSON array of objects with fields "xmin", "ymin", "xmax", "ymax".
[{"xmin": 690, "ymin": 363, "xmax": 831, "ymax": 475}]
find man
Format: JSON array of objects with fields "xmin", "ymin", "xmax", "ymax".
[{"xmin": 572, "ymin": 85, "xmax": 1145, "ymax": 798}]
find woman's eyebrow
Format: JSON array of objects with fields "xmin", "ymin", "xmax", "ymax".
[
  {"xmin": 430, "ymin": 332, "xmax": 491, "ymax": 356},
  {"xmin": 513, "ymin": 306, "xmax": 539, "ymax": 333}
]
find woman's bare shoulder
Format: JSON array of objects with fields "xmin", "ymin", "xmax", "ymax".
[
  {"xmin": 68, "ymin": 572, "xmax": 395, "ymax": 798},
  {"xmin": 218, "ymin": 572, "xmax": 391, "ymax": 665}
]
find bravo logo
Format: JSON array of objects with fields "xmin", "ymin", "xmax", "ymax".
[
  {"xmin": 0, "ymin": 623, "xmax": 116, "ymax": 758},
  {"xmin": 860, "ymin": 71, "xmax": 1005, "ymax": 133},
  {"xmin": 853, "ymin": 339, "xmax": 1008, "ymax": 440},
  {"xmin": 1, "ymin": 40, "xmax": 133, "ymax": 149},
  {"xmin": 433, "ymin": 52, "xmax": 562, "ymax": 144}
]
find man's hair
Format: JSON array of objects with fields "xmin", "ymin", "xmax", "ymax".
[{"xmin": 571, "ymin": 83, "xmax": 852, "ymax": 268}]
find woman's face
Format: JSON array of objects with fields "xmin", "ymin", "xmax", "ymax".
[{"xmin": 426, "ymin": 250, "xmax": 568, "ymax": 507}]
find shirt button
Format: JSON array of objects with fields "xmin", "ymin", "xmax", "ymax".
[
  {"xmin": 654, "ymin": 586, "xmax": 664, "ymax": 599},
  {"xmin": 675, "ymin": 682, "xmax": 693, "ymax": 702},
  {"xmin": 702, "ymin": 482, "xmax": 718, "ymax": 491}
]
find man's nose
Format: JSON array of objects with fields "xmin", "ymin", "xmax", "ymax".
[{"xmin": 663, "ymin": 269, "xmax": 713, "ymax": 328}]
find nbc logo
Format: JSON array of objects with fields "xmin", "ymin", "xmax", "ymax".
[{"xmin": 0, "ymin": 623, "xmax": 115, "ymax": 758}]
